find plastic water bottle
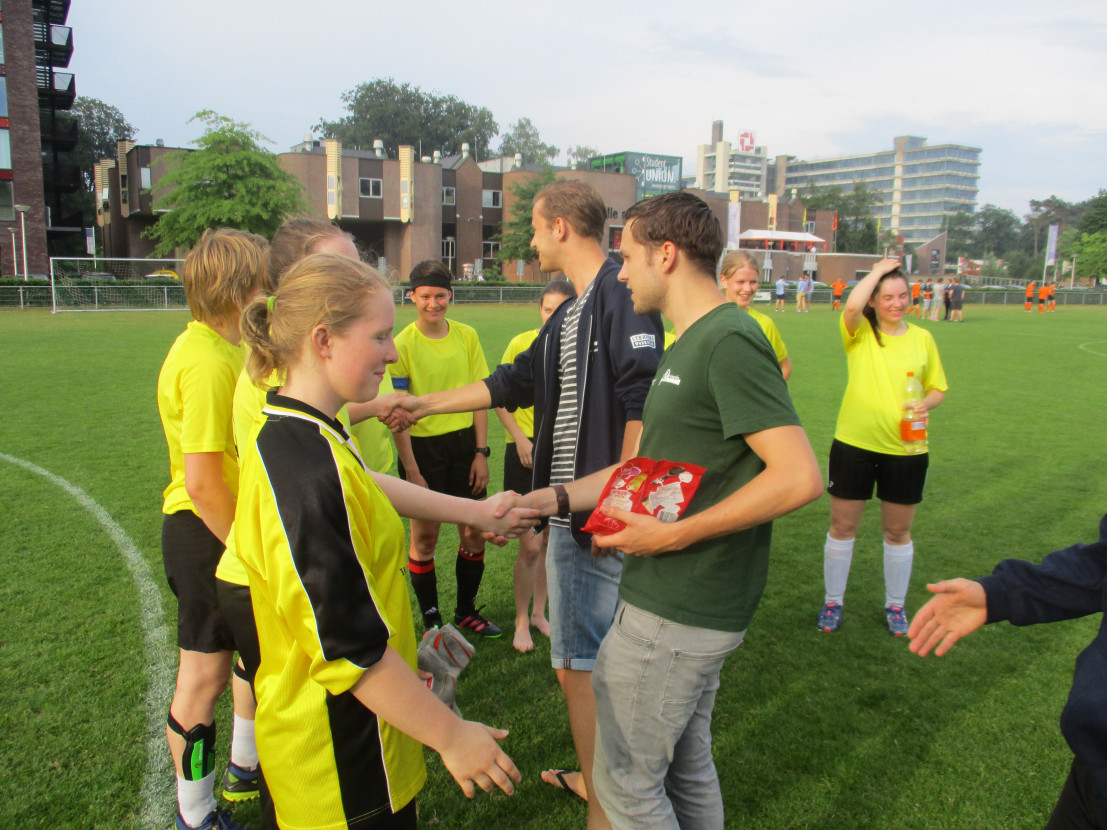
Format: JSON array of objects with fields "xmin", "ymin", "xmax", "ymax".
[{"xmin": 900, "ymin": 372, "xmax": 926, "ymax": 454}]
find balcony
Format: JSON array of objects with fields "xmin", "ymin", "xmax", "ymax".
[
  {"xmin": 42, "ymin": 162, "xmax": 81, "ymax": 192},
  {"xmin": 40, "ymin": 113, "xmax": 78, "ymax": 150},
  {"xmin": 36, "ymin": 68, "xmax": 76, "ymax": 110},
  {"xmin": 32, "ymin": 0, "xmax": 72, "ymax": 25},
  {"xmin": 34, "ymin": 23, "xmax": 73, "ymax": 67}
]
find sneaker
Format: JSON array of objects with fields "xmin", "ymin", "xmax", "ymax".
[
  {"xmin": 221, "ymin": 761, "xmax": 260, "ymax": 802},
  {"xmin": 886, "ymin": 605, "xmax": 908, "ymax": 637},
  {"xmin": 175, "ymin": 807, "xmax": 253, "ymax": 830},
  {"xmin": 423, "ymin": 606, "xmax": 444, "ymax": 631},
  {"xmin": 454, "ymin": 606, "xmax": 502, "ymax": 638},
  {"xmin": 817, "ymin": 601, "xmax": 843, "ymax": 633}
]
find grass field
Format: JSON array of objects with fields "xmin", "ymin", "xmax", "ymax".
[{"xmin": 2, "ymin": 299, "xmax": 1106, "ymax": 829}]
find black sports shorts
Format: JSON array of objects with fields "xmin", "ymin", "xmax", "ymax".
[
  {"xmin": 162, "ymin": 510, "xmax": 236, "ymax": 653},
  {"xmin": 827, "ymin": 439, "xmax": 929, "ymax": 505},
  {"xmin": 399, "ymin": 426, "xmax": 487, "ymax": 500}
]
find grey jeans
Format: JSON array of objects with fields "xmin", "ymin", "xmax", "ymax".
[{"xmin": 592, "ymin": 600, "xmax": 744, "ymax": 830}]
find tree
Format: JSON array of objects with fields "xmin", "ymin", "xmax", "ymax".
[
  {"xmin": 63, "ymin": 97, "xmax": 136, "ymax": 229},
  {"xmin": 1024, "ymin": 195, "xmax": 1077, "ymax": 255},
  {"xmin": 495, "ymin": 167, "xmax": 557, "ymax": 265},
  {"xmin": 944, "ymin": 211, "xmax": 976, "ymax": 259},
  {"xmin": 498, "ymin": 118, "xmax": 559, "ymax": 166},
  {"xmin": 1077, "ymin": 190, "xmax": 1107, "ymax": 237},
  {"xmin": 801, "ymin": 183, "xmax": 880, "ymax": 254},
  {"xmin": 316, "ymin": 78, "xmax": 498, "ymax": 159},
  {"xmin": 70, "ymin": 97, "xmax": 136, "ymax": 190},
  {"xmin": 565, "ymin": 145, "xmax": 599, "ymax": 170},
  {"xmin": 975, "ymin": 204, "xmax": 1021, "ymax": 257},
  {"xmin": 1071, "ymin": 231, "xmax": 1107, "ymax": 282},
  {"xmin": 143, "ymin": 111, "xmax": 308, "ymax": 256}
]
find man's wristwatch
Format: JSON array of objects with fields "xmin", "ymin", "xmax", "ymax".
[
  {"xmin": 474, "ymin": 446, "xmax": 491, "ymax": 457},
  {"xmin": 552, "ymin": 484, "xmax": 571, "ymax": 519}
]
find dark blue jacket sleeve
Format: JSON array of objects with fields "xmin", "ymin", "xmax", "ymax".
[
  {"xmin": 978, "ymin": 513, "xmax": 1107, "ymax": 626},
  {"xmin": 485, "ymin": 330, "xmax": 541, "ymax": 412},
  {"xmin": 596, "ymin": 270, "xmax": 663, "ymax": 422}
]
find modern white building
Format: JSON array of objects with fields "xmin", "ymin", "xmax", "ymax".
[{"xmin": 692, "ymin": 121, "xmax": 768, "ymax": 200}]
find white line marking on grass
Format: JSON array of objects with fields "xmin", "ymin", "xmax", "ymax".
[
  {"xmin": 1079, "ymin": 342, "xmax": 1107, "ymax": 357},
  {"xmin": 0, "ymin": 452, "xmax": 173, "ymax": 829}
]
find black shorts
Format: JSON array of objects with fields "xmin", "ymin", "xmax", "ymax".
[
  {"xmin": 952, "ymin": 299, "xmax": 963, "ymax": 310},
  {"xmin": 827, "ymin": 439, "xmax": 929, "ymax": 505},
  {"xmin": 503, "ymin": 441, "xmax": 535, "ymax": 495},
  {"xmin": 400, "ymin": 426, "xmax": 487, "ymax": 499},
  {"xmin": 216, "ymin": 579, "xmax": 260, "ymax": 686},
  {"xmin": 913, "ymin": 297, "xmax": 921, "ymax": 305},
  {"xmin": 162, "ymin": 511, "xmax": 236, "ymax": 653}
]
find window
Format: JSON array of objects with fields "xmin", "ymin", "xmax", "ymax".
[
  {"xmin": 120, "ymin": 174, "xmax": 128, "ymax": 189},
  {"xmin": 0, "ymin": 129, "xmax": 9, "ymax": 170},
  {"xmin": 0, "ymin": 181, "xmax": 13, "ymax": 221},
  {"xmin": 482, "ymin": 189, "xmax": 502, "ymax": 208},
  {"xmin": 483, "ymin": 240, "xmax": 500, "ymax": 259},
  {"xmin": 0, "ymin": 25, "xmax": 5, "ymax": 64},
  {"xmin": 442, "ymin": 186, "xmax": 456, "ymax": 206},
  {"xmin": 360, "ymin": 178, "xmax": 382, "ymax": 198},
  {"xmin": 140, "ymin": 167, "xmax": 151, "ymax": 189},
  {"xmin": 0, "ymin": 77, "xmax": 7, "ymax": 118}
]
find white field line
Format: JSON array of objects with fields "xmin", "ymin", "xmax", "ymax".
[
  {"xmin": 0, "ymin": 452, "xmax": 173, "ymax": 828},
  {"xmin": 1078, "ymin": 342, "xmax": 1107, "ymax": 357}
]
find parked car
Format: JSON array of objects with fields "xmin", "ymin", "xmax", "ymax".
[{"xmin": 144, "ymin": 269, "xmax": 179, "ymax": 280}]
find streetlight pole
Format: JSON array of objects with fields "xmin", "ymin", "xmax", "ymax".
[
  {"xmin": 14, "ymin": 204, "xmax": 30, "ymax": 281},
  {"xmin": 8, "ymin": 227, "xmax": 16, "ymax": 277}
]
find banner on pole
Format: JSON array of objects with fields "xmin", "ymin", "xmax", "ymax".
[
  {"xmin": 727, "ymin": 201, "xmax": 741, "ymax": 250},
  {"xmin": 1045, "ymin": 224, "xmax": 1059, "ymax": 267}
]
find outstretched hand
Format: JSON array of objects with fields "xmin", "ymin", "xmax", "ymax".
[
  {"xmin": 474, "ymin": 491, "xmax": 540, "ymax": 541},
  {"xmin": 908, "ymin": 579, "xmax": 988, "ymax": 657},
  {"xmin": 375, "ymin": 392, "xmax": 418, "ymax": 432},
  {"xmin": 438, "ymin": 720, "xmax": 521, "ymax": 798}
]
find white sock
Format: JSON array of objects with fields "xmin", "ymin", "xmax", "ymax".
[
  {"xmin": 823, "ymin": 534, "xmax": 854, "ymax": 604},
  {"xmin": 230, "ymin": 714, "xmax": 258, "ymax": 770},
  {"xmin": 177, "ymin": 771, "xmax": 216, "ymax": 826},
  {"xmin": 884, "ymin": 540, "xmax": 914, "ymax": 608}
]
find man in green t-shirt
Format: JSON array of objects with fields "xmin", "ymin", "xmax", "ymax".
[{"xmin": 519, "ymin": 191, "xmax": 823, "ymax": 829}]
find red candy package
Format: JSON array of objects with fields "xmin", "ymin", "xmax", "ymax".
[{"xmin": 582, "ymin": 457, "xmax": 705, "ymax": 536}]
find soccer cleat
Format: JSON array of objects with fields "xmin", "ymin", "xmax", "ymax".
[
  {"xmin": 886, "ymin": 605, "xmax": 909, "ymax": 637},
  {"xmin": 817, "ymin": 601, "xmax": 843, "ymax": 633},
  {"xmin": 175, "ymin": 807, "xmax": 253, "ymax": 830},
  {"xmin": 221, "ymin": 761, "xmax": 260, "ymax": 802},
  {"xmin": 454, "ymin": 606, "xmax": 502, "ymax": 638}
]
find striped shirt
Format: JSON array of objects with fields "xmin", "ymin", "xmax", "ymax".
[{"xmin": 549, "ymin": 279, "xmax": 595, "ymax": 526}]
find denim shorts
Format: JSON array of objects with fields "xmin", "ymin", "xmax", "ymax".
[{"xmin": 546, "ymin": 524, "xmax": 622, "ymax": 671}]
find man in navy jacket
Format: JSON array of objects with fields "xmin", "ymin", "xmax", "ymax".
[
  {"xmin": 398, "ymin": 179, "xmax": 662, "ymax": 828},
  {"xmin": 909, "ymin": 514, "xmax": 1107, "ymax": 827}
]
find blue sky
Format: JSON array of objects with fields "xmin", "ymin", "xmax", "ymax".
[{"xmin": 68, "ymin": 0, "xmax": 1106, "ymax": 216}]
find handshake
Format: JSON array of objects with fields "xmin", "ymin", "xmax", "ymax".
[{"xmin": 368, "ymin": 391, "xmax": 427, "ymax": 433}]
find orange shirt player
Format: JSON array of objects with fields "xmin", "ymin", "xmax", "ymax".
[
  {"xmin": 831, "ymin": 279, "xmax": 847, "ymax": 310},
  {"xmin": 1048, "ymin": 283, "xmax": 1057, "ymax": 312},
  {"xmin": 1025, "ymin": 281, "xmax": 1036, "ymax": 312},
  {"xmin": 910, "ymin": 281, "xmax": 922, "ymax": 316},
  {"xmin": 1038, "ymin": 282, "xmax": 1049, "ymax": 313}
]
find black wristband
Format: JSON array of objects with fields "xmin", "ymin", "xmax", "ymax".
[{"xmin": 474, "ymin": 446, "xmax": 491, "ymax": 457}]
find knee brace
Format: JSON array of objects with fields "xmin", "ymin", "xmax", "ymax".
[{"xmin": 167, "ymin": 712, "xmax": 216, "ymax": 781}]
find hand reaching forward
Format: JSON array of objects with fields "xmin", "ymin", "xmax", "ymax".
[{"xmin": 907, "ymin": 579, "xmax": 988, "ymax": 657}]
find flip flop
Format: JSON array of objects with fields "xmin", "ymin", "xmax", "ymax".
[{"xmin": 541, "ymin": 768, "xmax": 587, "ymax": 802}]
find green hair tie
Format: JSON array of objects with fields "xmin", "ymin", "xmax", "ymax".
[{"xmin": 267, "ymin": 295, "xmax": 276, "ymax": 313}]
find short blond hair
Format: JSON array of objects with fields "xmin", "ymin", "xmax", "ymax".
[
  {"xmin": 534, "ymin": 179, "xmax": 606, "ymax": 243},
  {"xmin": 182, "ymin": 228, "xmax": 267, "ymax": 324},
  {"xmin": 241, "ymin": 253, "xmax": 391, "ymax": 384},
  {"xmin": 264, "ymin": 217, "xmax": 357, "ymax": 290}
]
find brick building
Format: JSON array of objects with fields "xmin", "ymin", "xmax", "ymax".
[
  {"xmin": 0, "ymin": 0, "xmax": 80, "ymax": 276},
  {"xmin": 96, "ymin": 137, "xmax": 640, "ymax": 283}
]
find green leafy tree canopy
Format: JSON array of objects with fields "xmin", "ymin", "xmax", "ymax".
[
  {"xmin": 316, "ymin": 78, "xmax": 498, "ymax": 160},
  {"xmin": 495, "ymin": 167, "xmax": 557, "ymax": 265},
  {"xmin": 71, "ymin": 96, "xmax": 136, "ymax": 190},
  {"xmin": 142, "ymin": 111, "xmax": 308, "ymax": 256},
  {"xmin": 801, "ymin": 183, "xmax": 880, "ymax": 254},
  {"xmin": 498, "ymin": 118, "xmax": 559, "ymax": 166}
]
